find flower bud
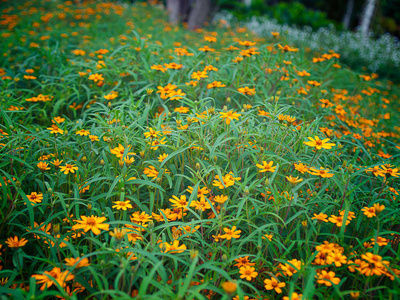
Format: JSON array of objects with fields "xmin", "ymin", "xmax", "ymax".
[{"xmin": 53, "ymin": 224, "xmax": 60, "ymax": 234}]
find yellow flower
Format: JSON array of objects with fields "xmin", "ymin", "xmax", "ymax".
[
  {"xmin": 286, "ymin": 176, "xmax": 303, "ymax": 184},
  {"xmin": 174, "ymin": 106, "xmax": 190, "ymax": 113},
  {"xmin": 264, "ymin": 277, "xmax": 286, "ymax": 293},
  {"xmin": 219, "ymin": 110, "xmax": 241, "ymax": 125},
  {"xmin": 213, "ymin": 172, "xmax": 241, "ymax": 189},
  {"xmin": 72, "ymin": 215, "xmax": 109, "ymax": 235},
  {"xmin": 190, "ymin": 198, "xmax": 211, "ymax": 211},
  {"xmin": 361, "ymin": 206, "xmax": 376, "ymax": 218},
  {"xmin": 307, "ymin": 167, "xmax": 334, "ymax": 178},
  {"xmin": 256, "ymin": 161, "xmax": 276, "ymax": 173},
  {"xmin": 159, "ymin": 240, "xmax": 186, "ymax": 253},
  {"xmin": 239, "ymin": 266, "xmax": 258, "ymax": 281},
  {"xmin": 60, "ymin": 164, "xmax": 78, "ymax": 175},
  {"xmin": 51, "ymin": 159, "xmax": 63, "ymax": 168},
  {"xmin": 221, "ymin": 226, "xmax": 241, "ymax": 240},
  {"xmin": 88, "ymin": 73, "xmax": 104, "ymax": 82},
  {"xmin": 158, "ymin": 153, "xmax": 168, "ymax": 162},
  {"xmin": 311, "ymin": 213, "xmax": 328, "ymax": 222},
  {"xmin": 144, "ymin": 165, "xmax": 159, "ymax": 178},
  {"xmin": 75, "ymin": 129, "xmax": 90, "ymax": 136},
  {"xmin": 112, "ymin": 200, "xmax": 133, "ymax": 211},
  {"xmin": 110, "ymin": 144, "xmax": 134, "ymax": 159},
  {"xmin": 26, "ymin": 192, "xmax": 43, "ymax": 204},
  {"xmin": 131, "ymin": 211, "xmax": 152, "ymax": 224},
  {"xmin": 89, "ymin": 135, "xmax": 99, "ymax": 141},
  {"xmin": 169, "ymin": 195, "xmax": 188, "ymax": 209},
  {"xmin": 144, "ymin": 128, "xmax": 161, "ymax": 139},
  {"xmin": 47, "ymin": 124, "xmax": 64, "ymax": 134},
  {"xmin": 316, "ymin": 270, "xmax": 341, "ymax": 286},
  {"xmin": 214, "ymin": 195, "xmax": 228, "ymax": 204},
  {"xmin": 37, "ymin": 162, "xmax": 50, "ymax": 172},
  {"xmin": 283, "ymin": 292, "xmax": 303, "ymax": 300},
  {"xmin": 150, "ymin": 137, "xmax": 167, "ymax": 150},
  {"xmin": 221, "ymin": 281, "xmax": 237, "ymax": 294},
  {"xmin": 304, "ymin": 136, "xmax": 336, "ymax": 150}
]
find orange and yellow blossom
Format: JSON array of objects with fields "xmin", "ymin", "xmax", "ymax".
[
  {"xmin": 65, "ymin": 257, "xmax": 90, "ymax": 268},
  {"xmin": 221, "ymin": 226, "xmax": 241, "ymax": 240},
  {"xmin": 159, "ymin": 240, "xmax": 186, "ymax": 253},
  {"xmin": 264, "ymin": 277, "xmax": 286, "ymax": 293},
  {"xmin": 304, "ymin": 136, "xmax": 336, "ymax": 150},
  {"xmin": 60, "ymin": 164, "xmax": 78, "ymax": 175},
  {"xmin": 219, "ymin": 110, "xmax": 241, "ymax": 125},
  {"xmin": 5, "ymin": 236, "xmax": 28, "ymax": 248},
  {"xmin": 256, "ymin": 161, "xmax": 276, "ymax": 173},
  {"xmin": 316, "ymin": 270, "xmax": 341, "ymax": 286},
  {"xmin": 239, "ymin": 266, "xmax": 258, "ymax": 281},
  {"xmin": 72, "ymin": 215, "xmax": 109, "ymax": 235},
  {"xmin": 213, "ymin": 172, "xmax": 241, "ymax": 189},
  {"xmin": 32, "ymin": 267, "xmax": 74, "ymax": 291}
]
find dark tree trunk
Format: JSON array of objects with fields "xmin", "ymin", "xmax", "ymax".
[
  {"xmin": 167, "ymin": 0, "xmax": 180, "ymax": 24},
  {"xmin": 179, "ymin": 0, "xmax": 191, "ymax": 23},
  {"xmin": 343, "ymin": 0, "xmax": 355, "ymax": 30},
  {"xmin": 187, "ymin": 0, "xmax": 212, "ymax": 30}
]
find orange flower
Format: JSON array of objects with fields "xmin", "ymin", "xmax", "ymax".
[
  {"xmin": 264, "ymin": 277, "xmax": 286, "ymax": 293},
  {"xmin": 5, "ymin": 236, "xmax": 28, "ymax": 248},
  {"xmin": 316, "ymin": 270, "xmax": 340, "ymax": 286},
  {"xmin": 239, "ymin": 266, "xmax": 258, "ymax": 281},
  {"xmin": 32, "ymin": 267, "xmax": 74, "ymax": 291},
  {"xmin": 26, "ymin": 192, "xmax": 43, "ymax": 204},
  {"xmin": 65, "ymin": 257, "xmax": 90, "ymax": 268},
  {"xmin": 159, "ymin": 240, "xmax": 186, "ymax": 253},
  {"xmin": 221, "ymin": 226, "xmax": 241, "ymax": 240},
  {"xmin": 256, "ymin": 161, "xmax": 276, "ymax": 173},
  {"xmin": 37, "ymin": 162, "xmax": 50, "ymax": 172},
  {"xmin": 72, "ymin": 215, "xmax": 109, "ymax": 235}
]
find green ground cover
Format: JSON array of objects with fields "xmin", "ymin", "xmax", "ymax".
[{"xmin": 0, "ymin": 1, "xmax": 399, "ymax": 299}]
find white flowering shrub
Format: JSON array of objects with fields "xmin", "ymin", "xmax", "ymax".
[{"xmin": 215, "ymin": 12, "xmax": 400, "ymax": 78}]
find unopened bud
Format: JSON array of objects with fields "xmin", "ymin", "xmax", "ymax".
[
  {"xmin": 53, "ymin": 224, "xmax": 60, "ymax": 234},
  {"xmin": 100, "ymin": 159, "xmax": 105, "ymax": 166}
]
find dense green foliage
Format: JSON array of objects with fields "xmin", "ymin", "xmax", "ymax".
[{"xmin": 0, "ymin": 1, "xmax": 399, "ymax": 299}]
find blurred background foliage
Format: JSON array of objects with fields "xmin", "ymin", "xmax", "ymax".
[{"xmin": 217, "ymin": 0, "xmax": 400, "ymax": 36}]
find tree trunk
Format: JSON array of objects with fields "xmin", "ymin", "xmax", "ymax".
[
  {"xmin": 244, "ymin": 0, "xmax": 252, "ymax": 8},
  {"xmin": 179, "ymin": 0, "xmax": 191, "ymax": 23},
  {"xmin": 187, "ymin": 0, "xmax": 211, "ymax": 30},
  {"xmin": 167, "ymin": 0, "xmax": 180, "ymax": 24},
  {"xmin": 342, "ymin": 0, "xmax": 355, "ymax": 30},
  {"xmin": 359, "ymin": 0, "xmax": 377, "ymax": 36}
]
